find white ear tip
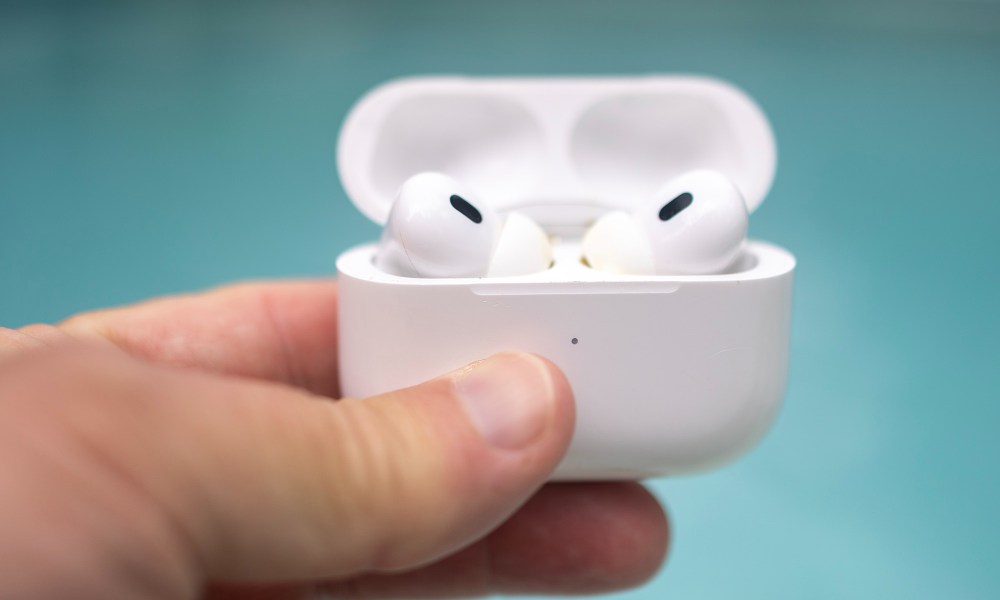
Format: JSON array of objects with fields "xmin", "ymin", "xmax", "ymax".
[
  {"xmin": 582, "ymin": 211, "xmax": 654, "ymax": 275},
  {"xmin": 488, "ymin": 212, "xmax": 552, "ymax": 277}
]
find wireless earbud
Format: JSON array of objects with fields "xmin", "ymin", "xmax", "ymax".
[
  {"xmin": 375, "ymin": 172, "xmax": 552, "ymax": 278},
  {"xmin": 582, "ymin": 170, "xmax": 749, "ymax": 275}
]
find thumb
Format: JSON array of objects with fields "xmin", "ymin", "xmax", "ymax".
[
  {"xmin": 250, "ymin": 352, "xmax": 577, "ymax": 580},
  {"xmin": 2, "ymin": 350, "xmax": 575, "ymax": 586}
]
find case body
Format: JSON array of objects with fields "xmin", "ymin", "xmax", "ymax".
[{"xmin": 335, "ymin": 76, "xmax": 795, "ymax": 479}]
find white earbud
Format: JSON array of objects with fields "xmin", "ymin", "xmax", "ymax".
[
  {"xmin": 375, "ymin": 172, "xmax": 552, "ymax": 278},
  {"xmin": 582, "ymin": 170, "xmax": 749, "ymax": 275}
]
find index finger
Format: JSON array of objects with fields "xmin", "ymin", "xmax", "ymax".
[{"xmin": 59, "ymin": 280, "xmax": 341, "ymax": 397}]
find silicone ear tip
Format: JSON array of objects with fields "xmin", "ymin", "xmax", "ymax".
[
  {"xmin": 582, "ymin": 211, "xmax": 654, "ymax": 275},
  {"xmin": 488, "ymin": 212, "xmax": 552, "ymax": 277}
]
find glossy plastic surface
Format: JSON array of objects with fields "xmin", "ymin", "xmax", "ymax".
[{"xmin": 339, "ymin": 240, "xmax": 794, "ymax": 478}]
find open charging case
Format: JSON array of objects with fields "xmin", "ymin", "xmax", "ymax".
[{"xmin": 335, "ymin": 76, "xmax": 795, "ymax": 479}]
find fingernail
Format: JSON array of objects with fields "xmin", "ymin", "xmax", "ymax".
[{"xmin": 453, "ymin": 353, "xmax": 555, "ymax": 450}]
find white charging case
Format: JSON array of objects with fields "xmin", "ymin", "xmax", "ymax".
[{"xmin": 335, "ymin": 76, "xmax": 795, "ymax": 480}]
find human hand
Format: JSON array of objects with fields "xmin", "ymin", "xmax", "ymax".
[{"xmin": 0, "ymin": 281, "xmax": 668, "ymax": 599}]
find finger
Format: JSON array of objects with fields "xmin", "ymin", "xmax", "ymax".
[
  {"xmin": 205, "ymin": 483, "xmax": 668, "ymax": 599},
  {"xmin": 0, "ymin": 349, "xmax": 574, "ymax": 588},
  {"xmin": 333, "ymin": 481, "xmax": 668, "ymax": 597},
  {"xmin": 58, "ymin": 280, "xmax": 341, "ymax": 396},
  {"xmin": 479, "ymin": 481, "xmax": 668, "ymax": 594},
  {"xmin": 12, "ymin": 324, "xmax": 73, "ymax": 347},
  {"xmin": 0, "ymin": 324, "xmax": 78, "ymax": 360},
  {"xmin": 0, "ymin": 328, "xmax": 48, "ymax": 359}
]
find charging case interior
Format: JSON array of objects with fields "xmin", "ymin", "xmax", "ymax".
[{"xmin": 335, "ymin": 76, "xmax": 795, "ymax": 479}]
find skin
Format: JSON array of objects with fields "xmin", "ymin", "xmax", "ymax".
[{"xmin": 0, "ymin": 280, "xmax": 669, "ymax": 599}]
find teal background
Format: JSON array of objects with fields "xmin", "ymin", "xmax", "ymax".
[{"xmin": 2, "ymin": 1, "xmax": 999, "ymax": 597}]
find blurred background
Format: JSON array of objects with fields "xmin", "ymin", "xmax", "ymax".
[{"xmin": 2, "ymin": 1, "xmax": 999, "ymax": 598}]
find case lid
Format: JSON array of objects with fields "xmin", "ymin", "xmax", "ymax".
[{"xmin": 337, "ymin": 76, "xmax": 776, "ymax": 229}]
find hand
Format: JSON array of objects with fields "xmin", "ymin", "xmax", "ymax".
[{"xmin": 0, "ymin": 281, "xmax": 668, "ymax": 599}]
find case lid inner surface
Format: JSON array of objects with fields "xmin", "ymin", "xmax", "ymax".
[{"xmin": 337, "ymin": 76, "xmax": 777, "ymax": 228}]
